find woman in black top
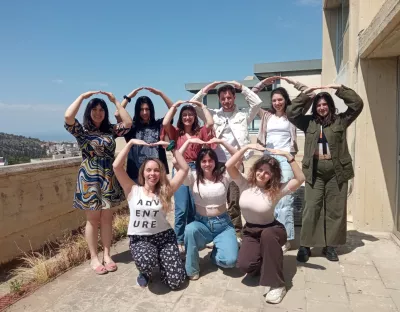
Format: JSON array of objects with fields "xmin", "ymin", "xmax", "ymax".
[{"xmin": 116, "ymin": 87, "xmax": 173, "ymax": 183}]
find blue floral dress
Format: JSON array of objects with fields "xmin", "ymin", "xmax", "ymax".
[{"xmin": 65, "ymin": 119, "xmax": 129, "ymax": 210}]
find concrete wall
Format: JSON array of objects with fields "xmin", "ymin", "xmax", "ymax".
[
  {"xmin": 0, "ymin": 158, "xmax": 124, "ymax": 264},
  {"xmin": 322, "ymin": 0, "xmax": 398, "ymax": 231}
]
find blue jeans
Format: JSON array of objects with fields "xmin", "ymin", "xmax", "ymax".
[
  {"xmin": 184, "ymin": 212, "xmax": 238, "ymax": 277},
  {"xmin": 269, "ymin": 154, "xmax": 295, "ymax": 240},
  {"xmin": 173, "ymin": 163, "xmax": 196, "ymax": 244}
]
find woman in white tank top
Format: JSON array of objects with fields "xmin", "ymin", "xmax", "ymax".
[
  {"xmin": 174, "ymin": 137, "xmax": 239, "ymax": 281},
  {"xmin": 113, "ymin": 136, "xmax": 189, "ymax": 290}
]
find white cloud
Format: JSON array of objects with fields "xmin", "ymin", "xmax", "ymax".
[
  {"xmin": 52, "ymin": 79, "xmax": 64, "ymax": 84},
  {"xmin": 296, "ymin": 0, "xmax": 321, "ymax": 6},
  {"xmin": 0, "ymin": 102, "xmax": 65, "ymax": 112}
]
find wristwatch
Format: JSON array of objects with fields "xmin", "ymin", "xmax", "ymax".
[
  {"xmin": 123, "ymin": 95, "xmax": 131, "ymax": 103},
  {"xmin": 288, "ymin": 157, "xmax": 295, "ymax": 163}
]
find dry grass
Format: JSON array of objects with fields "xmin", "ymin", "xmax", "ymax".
[
  {"xmin": 10, "ymin": 208, "xmax": 130, "ymax": 288},
  {"xmin": 112, "ymin": 210, "xmax": 130, "ymax": 242}
]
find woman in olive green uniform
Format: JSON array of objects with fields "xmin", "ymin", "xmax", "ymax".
[{"xmin": 286, "ymin": 84, "xmax": 363, "ymax": 262}]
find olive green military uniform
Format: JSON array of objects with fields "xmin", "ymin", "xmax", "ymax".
[{"xmin": 287, "ymin": 86, "xmax": 363, "ymax": 247}]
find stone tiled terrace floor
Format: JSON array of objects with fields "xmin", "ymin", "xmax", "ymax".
[{"xmin": 5, "ymin": 227, "xmax": 400, "ymax": 312}]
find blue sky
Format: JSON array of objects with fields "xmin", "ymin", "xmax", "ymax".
[{"xmin": 0, "ymin": 0, "xmax": 322, "ymax": 141}]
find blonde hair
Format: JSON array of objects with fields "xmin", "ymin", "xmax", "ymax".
[
  {"xmin": 247, "ymin": 156, "xmax": 282, "ymax": 202},
  {"xmin": 138, "ymin": 158, "xmax": 172, "ymax": 212}
]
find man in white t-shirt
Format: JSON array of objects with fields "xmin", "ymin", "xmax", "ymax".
[{"xmin": 191, "ymin": 81, "xmax": 262, "ymax": 240}]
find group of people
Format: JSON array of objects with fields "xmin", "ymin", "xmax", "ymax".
[{"xmin": 64, "ymin": 77, "xmax": 363, "ymax": 304}]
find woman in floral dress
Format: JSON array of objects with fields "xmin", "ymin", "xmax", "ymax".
[{"xmin": 64, "ymin": 90, "xmax": 132, "ymax": 275}]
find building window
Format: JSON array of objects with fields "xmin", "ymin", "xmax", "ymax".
[{"xmin": 335, "ymin": 0, "xmax": 349, "ymax": 72}]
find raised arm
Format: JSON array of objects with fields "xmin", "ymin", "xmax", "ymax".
[
  {"xmin": 101, "ymin": 91, "xmax": 132, "ymax": 129},
  {"xmin": 328, "ymin": 84, "xmax": 364, "ymax": 127},
  {"xmin": 228, "ymin": 80, "xmax": 262, "ymax": 124},
  {"xmin": 252, "ymin": 76, "xmax": 281, "ymax": 118},
  {"xmin": 178, "ymin": 138, "xmax": 205, "ymax": 155},
  {"xmin": 266, "ymin": 148, "xmax": 305, "ymax": 192},
  {"xmin": 286, "ymin": 86, "xmax": 320, "ymax": 132},
  {"xmin": 115, "ymin": 87, "xmax": 143, "ymax": 122},
  {"xmin": 150, "ymin": 141, "xmax": 189, "ymax": 193},
  {"xmin": 188, "ymin": 100, "xmax": 214, "ymax": 129},
  {"xmin": 64, "ymin": 91, "xmax": 100, "ymax": 125},
  {"xmin": 145, "ymin": 87, "xmax": 174, "ymax": 109},
  {"xmin": 281, "ymin": 77, "xmax": 315, "ymax": 114},
  {"xmin": 225, "ymin": 144, "xmax": 266, "ymax": 179},
  {"xmin": 162, "ymin": 100, "xmax": 185, "ymax": 134},
  {"xmin": 113, "ymin": 139, "xmax": 150, "ymax": 195},
  {"xmin": 189, "ymin": 81, "xmax": 223, "ymax": 122}
]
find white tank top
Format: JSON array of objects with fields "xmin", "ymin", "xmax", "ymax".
[{"xmin": 127, "ymin": 185, "xmax": 171, "ymax": 235}]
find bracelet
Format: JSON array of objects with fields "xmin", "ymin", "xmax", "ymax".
[
  {"xmin": 123, "ymin": 95, "xmax": 131, "ymax": 103},
  {"xmin": 287, "ymin": 157, "xmax": 295, "ymax": 163},
  {"xmin": 166, "ymin": 140, "xmax": 176, "ymax": 152}
]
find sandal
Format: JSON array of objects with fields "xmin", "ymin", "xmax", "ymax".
[
  {"xmin": 92, "ymin": 264, "xmax": 108, "ymax": 275},
  {"xmin": 104, "ymin": 261, "xmax": 118, "ymax": 272}
]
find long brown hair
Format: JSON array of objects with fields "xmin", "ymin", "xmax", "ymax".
[
  {"xmin": 247, "ymin": 156, "xmax": 282, "ymax": 202},
  {"xmin": 177, "ymin": 105, "xmax": 201, "ymax": 136},
  {"xmin": 195, "ymin": 148, "xmax": 226, "ymax": 197},
  {"xmin": 311, "ymin": 92, "xmax": 337, "ymax": 126},
  {"xmin": 138, "ymin": 158, "xmax": 172, "ymax": 212}
]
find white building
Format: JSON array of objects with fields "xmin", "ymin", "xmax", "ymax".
[{"xmin": 185, "ymin": 59, "xmax": 322, "ymax": 138}]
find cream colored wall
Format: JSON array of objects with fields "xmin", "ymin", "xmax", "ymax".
[
  {"xmin": 280, "ymin": 74, "xmax": 322, "ymax": 99},
  {"xmin": 0, "ymin": 158, "xmax": 124, "ymax": 264},
  {"xmin": 353, "ymin": 58, "xmax": 397, "ymax": 231},
  {"xmin": 322, "ymin": 0, "xmax": 397, "ymax": 231}
]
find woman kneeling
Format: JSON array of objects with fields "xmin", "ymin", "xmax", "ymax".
[
  {"xmin": 176, "ymin": 138, "xmax": 239, "ymax": 280},
  {"xmin": 226, "ymin": 144, "xmax": 305, "ymax": 304},
  {"xmin": 113, "ymin": 139, "xmax": 188, "ymax": 289}
]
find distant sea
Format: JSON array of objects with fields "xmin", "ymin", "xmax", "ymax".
[{"xmin": 11, "ymin": 131, "xmax": 75, "ymax": 143}]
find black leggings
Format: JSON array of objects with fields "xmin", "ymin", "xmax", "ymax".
[{"xmin": 129, "ymin": 229, "xmax": 186, "ymax": 289}]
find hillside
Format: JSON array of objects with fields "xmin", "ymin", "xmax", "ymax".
[{"xmin": 0, "ymin": 132, "xmax": 47, "ymax": 165}]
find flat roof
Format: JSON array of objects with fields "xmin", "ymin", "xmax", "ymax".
[
  {"xmin": 185, "ymin": 59, "xmax": 322, "ymax": 93},
  {"xmin": 254, "ymin": 59, "xmax": 322, "ymax": 75},
  {"xmin": 185, "ymin": 79, "xmax": 261, "ymax": 93}
]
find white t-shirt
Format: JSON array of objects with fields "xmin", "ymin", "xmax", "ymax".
[
  {"xmin": 266, "ymin": 115, "xmax": 291, "ymax": 152},
  {"xmin": 127, "ymin": 185, "xmax": 171, "ymax": 235},
  {"xmin": 184, "ymin": 171, "xmax": 231, "ymax": 213},
  {"xmin": 215, "ymin": 112, "xmax": 240, "ymax": 162},
  {"xmin": 233, "ymin": 173, "xmax": 293, "ymax": 225}
]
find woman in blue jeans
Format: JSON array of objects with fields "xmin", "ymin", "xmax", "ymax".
[
  {"xmin": 175, "ymin": 138, "xmax": 238, "ymax": 280},
  {"xmin": 163, "ymin": 100, "xmax": 214, "ymax": 256},
  {"xmin": 252, "ymin": 76, "xmax": 313, "ymax": 253}
]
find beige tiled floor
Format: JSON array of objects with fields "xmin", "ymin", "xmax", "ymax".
[{"xmin": 4, "ymin": 228, "xmax": 400, "ymax": 312}]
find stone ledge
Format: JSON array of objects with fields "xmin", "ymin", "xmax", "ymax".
[{"xmin": 0, "ymin": 157, "xmax": 81, "ymax": 177}]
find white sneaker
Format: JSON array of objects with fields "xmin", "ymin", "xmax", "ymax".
[
  {"xmin": 265, "ymin": 286, "xmax": 287, "ymax": 304},
  {"xmin": 206, "ymin": 242, "xmax": 214, "ymax": 249},
  {"xmin": 188, "ymin": 273, "xmax": 200, "ymax": 281},
  {"xmin": 282, "ymin": 242, "xmax": 291, "ymax": 254}
]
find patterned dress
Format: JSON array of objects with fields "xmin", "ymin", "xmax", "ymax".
[{"xmin": 65, "ymin": 119, "xmax": 129, "ymax": 210}]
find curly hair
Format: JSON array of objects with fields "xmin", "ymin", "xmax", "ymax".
[
  {"xmin": 138, "ymin": 158, "xmax": 172, "ymax": 213},
  {"xmin": 247, "ymin": 156, "xmax": 282, "ymax": 202},
  {"xmin": 177, "ymin": 105, "xmax": 201, "ymax": 136}
]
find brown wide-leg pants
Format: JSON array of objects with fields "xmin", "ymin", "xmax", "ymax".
[{"xmin": 236, "ymin": 220, "xmax": 287, "ymax": 287}]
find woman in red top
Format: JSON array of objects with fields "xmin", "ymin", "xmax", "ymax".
[{"xmin": 163, "ymin": 100, "xmax": 214, "ymax": 255}]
